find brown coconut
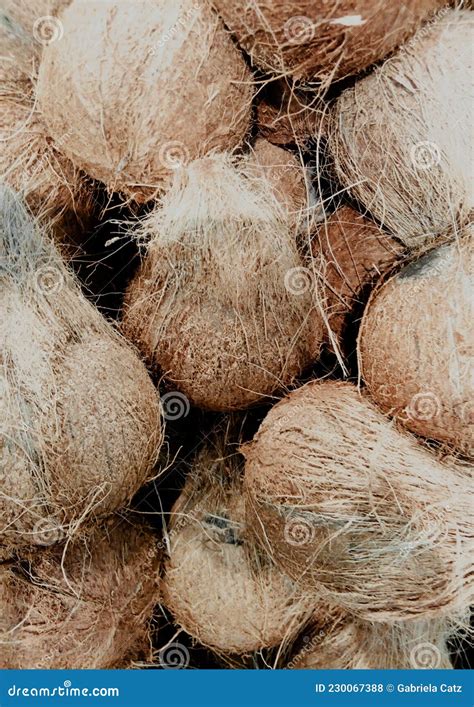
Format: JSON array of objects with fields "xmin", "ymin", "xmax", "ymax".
[
  {"xmin": 0, "ymin": 187, "xmax": 162, "ymax": 554},
  {"xmin": 36, "ymin": 0, "xmax": 254, "ymax": 203},
  {"xmin": 314, "ymin": 206, "xmax": 404, "ymax": 350},
  {"xmin": 257, "ymin": 80, "xmax": 321, "ymax": 147},
  {"xmin": 358, "ymin": 230, "xmax": 473, "ymax": 458},
  {"xmin": 122, "ymin": 153, "xmax": 323, "ymax": 411},
  {"xmin": 212, "ymin": 0, "xmax": 444, "ymax": 83},
  {"xmin": 0, "ymin": 519, "xmax": 160, "ymax": 669},
  {"xmin": 160, "ymin": 431, "xmax": 315, "ymax": 654},
  {"xmin": 243, "ymin": 380, "xmax": 473, "ymax": 621},
  {"xmin": 289, "ymin": 608, "xmax": 455, "ymax": 669},
  {"xmin": 328, "ymin": 9, "xmax": 473, "ymax": 247}
]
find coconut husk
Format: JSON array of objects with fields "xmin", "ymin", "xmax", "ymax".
[
  {"xmin": 160, "ymin": 428, "xmax": 315, "ymax": 655},
  {"xmin": 289, "ymin": 606, "xmax": 457, "ymax": 669},
  {"xmin": 122, "ymin": 153, "xmax": 324, "ymax": 411},
  {"xmin": 328, "ymin": 9, "xmax": 473, "ymax": 247},
  {"xmin": 314, "ymin": 206, "xmax": 404, "ymax": 351},
  {"xmin": 243, "ymin": 380, "xmax": 473, "ymax": 622},
  {"xmin": 211, "ymin": 0, "xmax": 444, "ymax": 83},
  {"xmin": 0, "ymin": 518, "xmax": 160, "ymax": 669},
  {"xmin": 36, "ymin": 0, "xmax": 254, "ymax": 203},
  {"xmin": 257, "ymin": 80, "xmax": 322, "ymax": 146},
  {"xmin": 0, "ymin": 187, "xmax": 162, "ymax": 554},
  {"xmin": 358, "ymin": 229, "xmax": 473, "ymax": 458}
]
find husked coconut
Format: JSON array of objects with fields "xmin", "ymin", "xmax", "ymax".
[
  {"xmin": 161, "ymin": 430, "xmax": 315, "ymax": 654},
  {"xmin": 328, "ymin": 10, "xmax": 473, "ymax": 247},
  {"xmin": 0, "ymin": 187, "xmax": 162, "ymax": 554},
  {"xmin": 211, "ymin": 0, "xmax": 445, "ymax": 82},
  {"xmin": 289, "ymin": 607, "xmax": 455, "ymax": 669},
  {"xmin": 37, "ymin": 0, "xmax": 254, "ymax": 202},
  {"xmin": 0, "ymin": 519, "xmax": 160, "ymax": 668},
  {"xmin": 358, "ymin": 230, "xmax": 473, "ymax": 458},
  {"xmin": 122, "ymin": 153, "xmax": 323, "ymax": 411},
  {"xmin": 244, "ymin": 380, "xmax": 473, "ymax": 621}
]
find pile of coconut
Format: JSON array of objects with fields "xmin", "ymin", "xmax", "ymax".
[{"xmin": 1, "ymin": 0, "xmax": 472, "ymax": 671}]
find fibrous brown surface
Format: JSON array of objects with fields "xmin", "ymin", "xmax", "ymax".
[
  {"xmin": 244, "ymin": 380, "xmax": 473, "ymax": 621},
  {"xmin": 212, "ymin": 0, "xmax": 445, "ymax": 83},
  {"xmin": 257, "ymin": 80, "xmax": 321, "ymax": 146},
  {"xmin": 0, "ymin": 519, "xmax": 160, "ymax": 669},
  {"xmin": 328, "ymin": 9, "xmax": 473, "ymax": 247},
  {"xmin": 314, "ymin": 206, "xmax": 403, "ymax": 349},
  {"xmin": 122, "ymin": 153, "xmax": 323, "ymax": 411},
  {"xmin": 161, "ymin": 430, "xmax": 315, "ymax": 654},
  {"xmin": 358, "ymin": 230, "xmax": 474, "ymax": 458},
  {"xmin": 290, "ymin": 608, "xmax": 455, "ymax": 669},
  {"xmin": 0, "ymin": 187, "xmax": 162, "ymax": 554},
  {"xmin": 37, "ymin": 0, "xmax": 254, "ymax": 203}
]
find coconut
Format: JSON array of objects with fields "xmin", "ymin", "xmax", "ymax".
[
  {"xmin": 328, "ymin": 9, "xmax": 473, "ymax": 247},
  {"xmin": 0, "ymin": 518, "xmax": 160, "ymax": 669},
  {"xmin": 212, "ymin": 0, "xmax": 444, "ymax": 83},
  {"xmin": 0, "ymin": 80, "xmax": 95, "ymax": 250},
  {"xmin": 243, "ymin": 380, "xmax": 473, "ymax": 621},
  {"xmin": 257, "ymin": 80, "xmax": 321, "ymax": 147},
  {"xmin": 0, "ymin": 187, "xmax": 162, "ymax": 554},
  {"xmin": 160, "ymin": 430, "xmax": 315, "ymax": 654},
  {"xmin": 290, "ymin": 609, "xmax": 455, "ymax": 669},
  {"xmin": 314, "ymin": 206, "xmax": 404, "ymax": 351},
  {"xmin": 36, "ymin": 0, "xmax": 254, "ymax": 203},
  {"xmin": 358, "ymin": 230, "xmax": 473, "ymax": 458},
  {"xmin": 122, "ymin": 153, "xmax": 323, "ymax": 411}
]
